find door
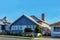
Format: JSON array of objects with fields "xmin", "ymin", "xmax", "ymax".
[{"xmin": 1, "ymin": 25, "xmax": 6, "ymax": 32}]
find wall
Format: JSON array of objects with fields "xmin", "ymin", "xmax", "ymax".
[
  {"xmin": 51, "ymin": 26, "xmax": 60, "ymax": 37},
  {"xmin": 40, "ymin": 22, "xmax": 51, "ymax": 34},
  {"xmin": 13, "ymin": 16, "xmax": 37, "ymax": 25},
  {"xmin": 0, "ymin": 25, "xmax": 2, "ymax": 32},
  {"xmin": 11, "ymin": 25, "xmax": 37, "ymax": 34},
  {"xmin": 11, "ymin": 16, "xmax": 38, "ymax": 34}
]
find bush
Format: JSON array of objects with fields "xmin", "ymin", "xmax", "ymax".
[{"xmin": 35, "ymin": 26, "xmax": 42, "ymax": 33}]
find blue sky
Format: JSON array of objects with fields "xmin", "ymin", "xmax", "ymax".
[{"xmin": 0, "ymin": 0, "xmax": 60, "ymax": 24}]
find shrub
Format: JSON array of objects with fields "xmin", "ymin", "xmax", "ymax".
[{"xmin": 35, "ymin": 26, "xmax": 42, "ymax": 33}]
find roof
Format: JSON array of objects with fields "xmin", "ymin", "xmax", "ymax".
[
  {"xmin": 0, "ymin": 16, "xmax": 12, "ymax": 25},
  {"xmin": 0, "ymin": 21, "xmax": 4, "ymax": 25},
  {"xmin": 2, "ymin": 17, "xmax": 12, "ymax": 24},
  {"xmin": 11, "ymin": 14, "xmax": 44, "ymax": 27},
  {"xmin": 30, "ymin": 16, "xmax": 41, "ymax": 22},
  {"xmin": 30, "ymin": 16, "xmax": 49, "ymax": 25},
  {"xmin": 50, "ymin": 22, "xmax": 60, "ymax": 26},
  {"xmin": 11, "ymin": 14, "xmax": 49, "ymax": 27}
]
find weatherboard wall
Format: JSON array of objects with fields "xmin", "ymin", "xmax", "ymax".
[{"xmin": 11, "ymin": 15, "xmax": 37, "ymax": 34}]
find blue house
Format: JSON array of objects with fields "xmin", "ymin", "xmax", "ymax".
[{"xmin": 10, "ymin": 14, "xmax": 50, "ymax": 35}]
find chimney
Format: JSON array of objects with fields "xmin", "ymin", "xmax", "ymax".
[{"xmin": 41, "ymin": 13, "xmax": 45, "ymax": 21}]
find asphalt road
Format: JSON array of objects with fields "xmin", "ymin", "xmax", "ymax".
[
  {"xmin": 0, "ymin": 37, "xmax": 31, "ymax": 40},
  {"xmin": 0, "ymin": 37, "xmax": 60, "ymax": 40},
  {"xmin": 33, "ymin": 38, "xmax": 60, "ymax": 40}
]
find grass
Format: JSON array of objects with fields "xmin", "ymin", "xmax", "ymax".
[
  {"xmin": 0, "ymin": 35, "xmax": 51, "ymax": 38},
  {"xmin": 0, "ymin": 35, "xmax": 33, "ymax": 39},
  {"xmin": 38, "ymin": 36, "xmax": 51, "ymax": 38}
]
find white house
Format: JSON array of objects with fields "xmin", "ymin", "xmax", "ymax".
[
  {"xmin": 0, "ymin": 16, "xmax": 12, "ymax": 34},
  {"xmin": 51, "ymin": 22, "xmax": 60, "ymax": 37}
]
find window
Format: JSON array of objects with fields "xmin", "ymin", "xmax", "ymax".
[
  {"xmin": 15, "ymin": 26, "xmax": 17, "ymax": 30},
  {"xmin": 16, "ymin": 25, "xmax": 19, "ymax": 30},
  {"xmin": 11, "ymin": 26, "xmax": 14, "ymax": 30},
  {"xmin": 1, "ymin": 25, "xmax": 5, "ymax": 30},
  {"xmin": 14, "ymin": 26, "xmax": 15, "ymax": 30},
  {"xmin": 6, "ymin": 26, "xmax": 10, "ymax": 30},
  {"xmin": 20, "ymin": 26, "xmax": 22, "ymax": 29},
  {"xmin": 0, "ymin": 26, "xmax": 1, "ymax": 30},
  {"xmin": 30, "ymin": 25, "xmax": 33, "ymax": 30},
  {"xmin": 54, "ymin": 27, "xmax": 60, "ymax": 32},
  {"xmin": 19, "ymin": 26, "xmax": 20, "ymax": 30},
  {"xmin": 19, "ymin": 25, "xmax": 22, "ymax": 30},
  {"xmin": 28, "ymin": 25, "xmax": 31, "ymax": 28},
  {"xmin": 33, "ymin": 25, "xmax": 36, "ymax": 29},
  {"xmin": 13, "ymin": 26, "xmax": 16, "ymax": 30}
]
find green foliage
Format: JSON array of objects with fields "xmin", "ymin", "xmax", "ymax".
[{"xmin": 35, "ymin": 26, "xmax": 42, "ymax": 33}]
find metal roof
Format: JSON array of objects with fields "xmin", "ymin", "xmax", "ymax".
[
  {"xmin": 0, "ymin": 21, "xmax": 4, "ymax": 25},
  {"xmin": 30, "ymin": 16, "xmax": 49, "ymax": 25},
  {"xmin": 0, "ymin": 17, "xmax": 12, "ymax": 25},
  {"xmin": 30, "ymin": 16, "xmax": 41, "ymax": 22}
]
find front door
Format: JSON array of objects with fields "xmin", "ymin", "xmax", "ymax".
[{"xmin": 1, "ymin": 25, "xmax": 5, "ymax": 32}]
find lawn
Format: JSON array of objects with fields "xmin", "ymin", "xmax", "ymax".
[
  {"xmin": 0, "ymin": 35, "xmax": 51, "ymax": 38},
  {"xmin": 0, "ymin": 35, "xmax": 32, "ymax": 39}
]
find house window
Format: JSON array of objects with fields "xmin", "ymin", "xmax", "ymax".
[
  {"xmin": 1, "ymin": 25, "xmax": 5, "ymax": 30},
  {"xmin": 0, "ymin": 26, "xmax": 1, "ymax": 30},
  {"xmin": 13, "ymin": 26, "xmax": 16, "ymax": 30},
  {"xmin": 14, "ymin": 26, "xmax": 15, "ymax": 30},
  {"xmin": 15, "ymin": 26, "xmax": 17, "ymax": 30},
  {"xmin": 19, "ymin": 25, "xmax": 22, "ymax": 30},
  {"xmin": 28, "ymin": 25, "xmax": 31, "ymax": 28},
  {"xmin": 20, "ymin": 26, "xmax": 22, "ymax": 30},
  {"xmin": 33, "ymin": 25, "xmax": 36, "ymax": 29},
  {"xmin": 54, "ymin": 27, "xmax": 60, "ymax": 32},
  {"xmin": 31, "ymin": 25, "xmax": 33, "ymax": 30},
  {"xmin": 11, "ymin": 26, "xmax": 14, "ymax": 30},
  {"xmin": 19, "ymin": 26, "xmax": 20, "ymax": 30},
  {"xmin": 17, "ymin": 26, "xmax": 19, "ymax": 30}
]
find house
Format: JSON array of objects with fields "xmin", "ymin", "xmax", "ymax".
[
  {"xmin": 51, "ymin": 22, "xmax": 60, "ymax": 37},
  {"xmin": 10, "ymin": 14, "xmax": 50, "ymax": 35},
  {"xmin": 0, "ymin": 16, "xmax": 12, "ymax": 34}
]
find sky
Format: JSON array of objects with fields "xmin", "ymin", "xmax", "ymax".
[{"xmin": 0, "ymin": 0, "xmax": 60, "ymax": 24}]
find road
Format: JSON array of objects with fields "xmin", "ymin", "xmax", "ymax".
[
  {"xmin": 0, "ymin": 37, "xmax": 60, "ymax": 40},
  {"xmin": 33, "ymin": 38, "xmax": 60, "ymax": 40},
  {"xmin": 0, "ymin": 37, "xmax": 31, "ymax": 40}
]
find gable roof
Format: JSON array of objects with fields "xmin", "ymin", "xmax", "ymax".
[
  {"xmin": 0, "ymin": 16, "xmax": 12, "ymax": 25},
  {"xmin": 50, "ymin": 22, "xmax": 60, "ymax": 26},
  {"xmin": 30, "ymin": 16, "xmax": 49, "ymax": 25},
  {"xmin": 30, "ymin": 16, "xmax": 41, "ymax": 22},
  {"xmin": 0, "ymin": 21, "xmax": 4, "ymax": 25},
  {"xmin": 11, "ymin": 14, "xmax": 43, "ymax": 27}
]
